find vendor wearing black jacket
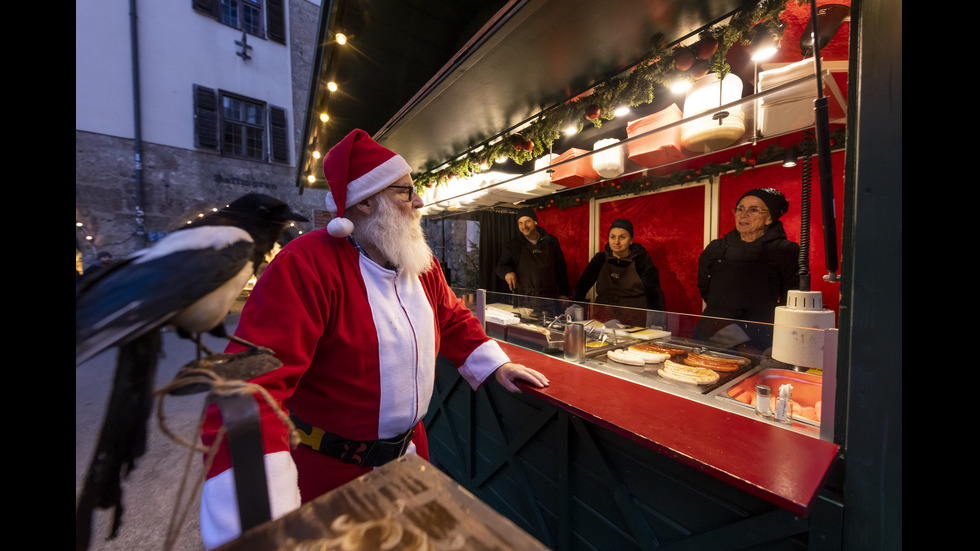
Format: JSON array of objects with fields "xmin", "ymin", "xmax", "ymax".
[
  {"xmin": 572, "ymin": 219, "xmax": 665, "ymax": 311},
  {"xmin": 496, "ymin": 207, "xmax": 570, "ymax": 298},
  {"xmin": 696, "ymin": 187, "xmax": 799, "ymax": 349}
]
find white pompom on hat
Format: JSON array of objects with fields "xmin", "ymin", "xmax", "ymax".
[{"xmin": 323, "ymin": 129, "xmax": 412, "ymax": 237}]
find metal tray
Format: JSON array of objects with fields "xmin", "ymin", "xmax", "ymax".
[
  {"xmin": 719, "ymin": 368, "xmax": 823, "ymax": 427},
  {"xmin": 602, "ymin": 342, "xmax": 755, "ymax": 395}
]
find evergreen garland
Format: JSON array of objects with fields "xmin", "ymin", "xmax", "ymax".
[
  {"xmin": 415, "ymin": 0, "xmax": 805, "ymax": 198},
  {"xmin": 524, "ymin": 125, "xmax": 845, "ymax": 211}
]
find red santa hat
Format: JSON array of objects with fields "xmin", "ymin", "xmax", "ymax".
[{"xmin": 323, "ymin": 129, "xmax": 412, "ymax": 237}]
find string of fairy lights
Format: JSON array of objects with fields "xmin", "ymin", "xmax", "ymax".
[
  {"xmin": 304, "ymin": 1, "xmax": 792, "ymax": 194},
  {"xmin": 75, "ymin": 203, "xmax": 304, "ymax": 261}
]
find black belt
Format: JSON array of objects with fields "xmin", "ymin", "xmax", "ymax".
[{"xmin": 290, "ymin": 412, "xmax": 415, "ymax": 468}]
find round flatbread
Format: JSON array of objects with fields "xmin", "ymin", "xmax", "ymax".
[
  {"xmin": 658, "ymin": 359, "xmax": 720, "ymax": 385},
  {"xmin": 626, "ymin": 345, "xmax": 670, "ymax": 364}
]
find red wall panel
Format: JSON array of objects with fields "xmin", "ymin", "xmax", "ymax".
[
  {"xmin": 535, "ymin": 202, "xmax": 589, "ymax": 296},
  {"xmin": 597, "ymin": 186, "xmax": 706, "ymax": 315},
  {"xmin": 531, "ymin": 149, "xmax": 845, "ymax": 319},
  {"xmin": 718, "ymin": 150, "xmax": 846, "ymax": 319}
]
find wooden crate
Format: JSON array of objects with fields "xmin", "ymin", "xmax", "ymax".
[{"xmin": 217, "ymin": 454, "xmax": 550, "ymax": 550}]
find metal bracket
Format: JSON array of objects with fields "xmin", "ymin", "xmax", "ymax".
[
  {"xmin": 235, "ymin": 32, "xmax": 252, "ymax": 61},
  {"xmin": 211, "ymin": 392, "xmax": 271, "ymax": 532}
]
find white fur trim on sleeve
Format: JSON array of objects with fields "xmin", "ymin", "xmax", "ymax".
[
  {"xmin": 457, "ymin": 339, "xmax": 511, "ymax": 390},
  {"xmin": 200, "ymin": 451, "xmax": 301, "ymax": 549}
]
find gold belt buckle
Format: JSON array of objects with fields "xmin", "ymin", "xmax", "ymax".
[{"xmin": 295, "ymin": 421, "xmax": 326, "ymax": 451}]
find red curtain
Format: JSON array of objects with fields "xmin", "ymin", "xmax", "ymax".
[
  {"xmin": 535, "ymin": 202, "xmax": 589, "ymax": 295},
  {"xmin": 597, "ymin": 186, "xmax": 706, "ymax": 315},
  {"xmin": 718, "ymin": 150, "xmax": 846, "ymax": 320},
  {"xmin": 531, "ymin": 149, "xmax": 846, "ymax": 319}
]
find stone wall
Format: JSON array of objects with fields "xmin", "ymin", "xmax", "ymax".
[{"xmin": 75, "ymin": 131, "xmax": 325, "ymax": 266}]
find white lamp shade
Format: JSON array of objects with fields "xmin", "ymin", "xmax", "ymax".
[
  {"xmin": 681, "ymin": 73, "xmax": 746, "ymax": 152},
  {"xmin": 593, "ymin": 138, "xmax": 624, "ymax": 178},
  {"xmin": 529, "ymin": 154, "xmax": 556, "ymax": 187}
]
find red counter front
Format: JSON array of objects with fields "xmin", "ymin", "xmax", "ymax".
[{"xmin": 499, "ymin": 341, "xmax": 840, "ymax": 516}]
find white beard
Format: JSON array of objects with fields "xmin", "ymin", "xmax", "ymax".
[{"xmin": 355, "ymin": 192, "xmax": 435, "ymax": 278}]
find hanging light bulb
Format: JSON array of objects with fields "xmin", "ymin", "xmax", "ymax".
[
  {"xmin": 750, "ymin": 25, "xmax": 781, "ymax": 61},
  {"xmin": 335, "ymin": 32, "xmax": 348, "ymax": 45},
  {"xmin": 320, "ymin": 112, "xmax": 329, "ymax": 123},
  {"xmin": 307, "ymin": 174, "xmax": 316, "ymax": 184},
  {"xmin": 327, "ymin": 81, "xmax": 338, "ymax": 92},
  {"xmin": 312, "ymin": 150, "xmax": 321, "ymax": 159},
  {"xmin": 669, "ymin": 71, "xmax": 693, "ymax": 94},
  {"xmin": 782, "ymin": 147, "xmax": 798, "ymax": 167}
]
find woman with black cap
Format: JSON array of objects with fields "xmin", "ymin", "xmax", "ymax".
[
  {"xmin": 572, "ymin": 218, "xmax": 665, "ymax": 312},
  {"xmin": 695, "ymin": 187, "xmax": 800, "ymax": 350}
]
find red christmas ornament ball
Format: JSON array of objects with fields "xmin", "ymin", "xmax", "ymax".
[
  {"xmin": 689, "ymin": 59, "xmax": 710, "ymax": 79},
  {"xmin": 674, "ymin": 49, "xmax": 695, "ymax": 71},
  {"xmin": 696, "ymin": 37, "xmax": 718, "ymax": 59}
]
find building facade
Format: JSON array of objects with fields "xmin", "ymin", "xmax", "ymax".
[{"xmin": 76, "ymin": 0, "xmax": 327, "ymax": 270}]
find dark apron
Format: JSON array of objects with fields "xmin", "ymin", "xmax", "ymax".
[
  {"xmin": 596, "ymin": 259, "xmax": 646, "ymax": 308},
  {"xmin": 697, "ymin": 246, "xmax": 779, "ymax": 350},
  {"xmin": 515, "ymin": 240, "xmax": 559, "ymax": 298}
]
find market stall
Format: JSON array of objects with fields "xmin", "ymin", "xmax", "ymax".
[{"xmin": 293, "ymin": 0, "xmax": 901, "ymax": 548}]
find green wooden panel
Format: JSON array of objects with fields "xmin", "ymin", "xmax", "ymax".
[{"xmin": 425, "ymin": 356, "xmax": 825, "ymax": 550}]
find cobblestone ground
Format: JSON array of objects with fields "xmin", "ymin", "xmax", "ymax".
[{"xmin": 76, "ymin": 317, "xmax": 244, "ymax": 551}]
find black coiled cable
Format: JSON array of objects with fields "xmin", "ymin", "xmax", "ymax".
[{"xmin": 797, "ymin": 131, "xmax": 814, "ymax": 292}]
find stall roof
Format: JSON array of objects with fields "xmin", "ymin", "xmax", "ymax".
[{"xmin": 297, "ymin": 0, "xmax": 750, "ymax": 194}]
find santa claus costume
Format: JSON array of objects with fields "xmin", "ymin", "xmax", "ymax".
[{"xmin": 198, "ymin": 129, "xmax": 511, "ymax": 549}]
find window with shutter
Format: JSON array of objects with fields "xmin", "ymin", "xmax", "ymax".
[
  {"xmin": 221, "ymin": 93, "xmax": 266, "ymax": 160},
  {"xmin": 269, "ymin": 106, "xmax": 289, "ymax": 163},
  {"xmin": 192, "ymin": 0, "xmax": 219, "ymax": 19},
  {"xmin": 194, "ymin": 85, "xmax": 287, "ymax": 164},
  {"xmin": 266, "ymin": 0, "xmax": 286, "ymax": 44},
  {"xmin": 194, "ymin": 85, "xmax": 219, "ymax": 150},
  {"xmin": 193, "ymin": 0, "xmax": 282, "ymax": 42}
]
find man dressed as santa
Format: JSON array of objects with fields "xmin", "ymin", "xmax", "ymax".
[{"xmin": 198, "ymin": 129, "xmax": 549, "ymax": 548}]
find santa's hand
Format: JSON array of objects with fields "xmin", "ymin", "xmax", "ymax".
[{"xmin": 494, "ymin": 362, "xmax": 549, "ymax": 393}]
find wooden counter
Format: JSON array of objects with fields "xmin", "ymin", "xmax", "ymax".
[{"xmin": 498, "ymin": 341, "xmax": 840, "ymax": 516}]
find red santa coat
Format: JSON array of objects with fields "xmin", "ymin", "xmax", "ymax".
[{"xmin": 199, "ymin": 228, "xmax": 509, "ymax": 548}]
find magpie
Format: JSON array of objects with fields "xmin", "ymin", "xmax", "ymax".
[
  {"xmin": 75, "ymin": 193, "xmax": 307, "ymax": 550},
  {"xmin": 76, "ymin": 193, "xmax": 308, "ymax": 365}
]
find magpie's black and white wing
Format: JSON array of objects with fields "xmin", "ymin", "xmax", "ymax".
[{"xmin": 75, "ymin": 226, "xmax": 256, "ymax": 366}]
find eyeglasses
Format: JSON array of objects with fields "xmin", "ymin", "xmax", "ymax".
[
  {"xmin": 388, "ymin": 185, "xmax": 417, "ymax": 202},
  {"xmin": 733, "ymin": 205, "xmax": 769, "ymax": 215}
]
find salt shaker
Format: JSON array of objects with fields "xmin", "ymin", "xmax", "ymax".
[{"xmin": 755, "ymin": 385, "xmax": 773, "ymax": 418}]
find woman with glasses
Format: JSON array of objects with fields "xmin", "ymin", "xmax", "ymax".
[{"xmin": 695, "ymin": 188, "xmax": 799, "ymax": 351}]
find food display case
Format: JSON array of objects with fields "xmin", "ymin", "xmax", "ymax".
[
  {"xmin": 426, "ymin": 285, "xmax": 842, "ymax": 548},
  {"xmin": 458, "ymin": 288, "xmax": 836, "ymax": 441}
]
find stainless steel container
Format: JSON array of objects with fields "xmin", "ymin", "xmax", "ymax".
[{"xmin": 563, "ymin": 322, "xmax": 586, "ymax": 363}]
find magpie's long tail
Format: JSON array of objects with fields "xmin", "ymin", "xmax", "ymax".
[{"xmin": 76, "ymin": 329, "xmax": 161, "ymax": 551}]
